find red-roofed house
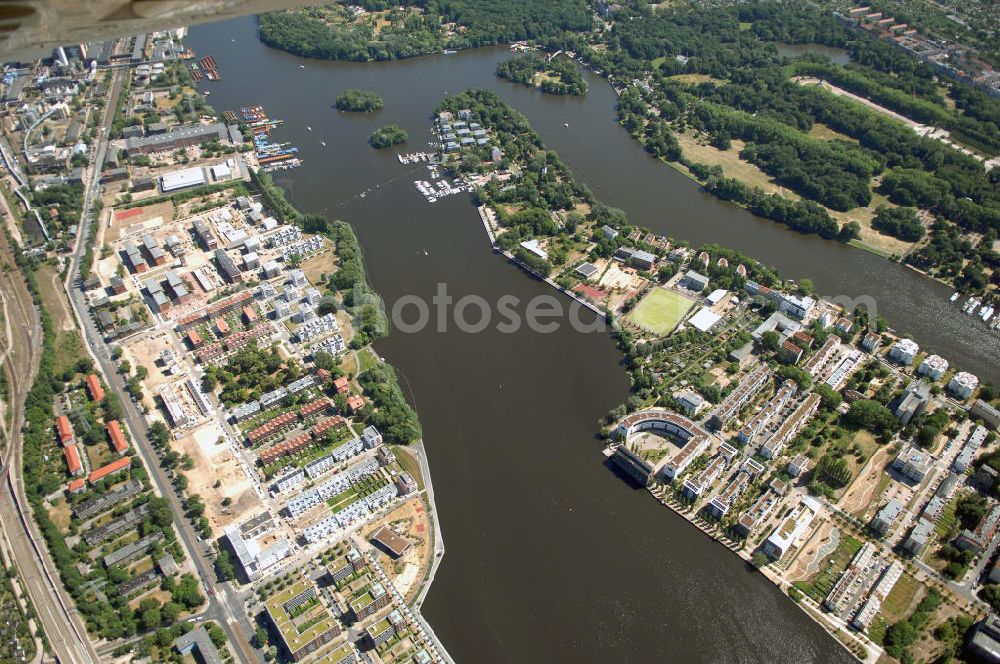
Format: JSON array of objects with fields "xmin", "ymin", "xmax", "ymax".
[
  {"xmin": 187, "ymin": 329, "xmax": 203, "ymax": 348},
  {"xmin": 64, "ymin": 444, "xmax": 83, "ymax": 477},
  {"xmin": 56, "ymin": 415, "xmax": 73, "ymax": 446},
  {"xmin": 86, "ymin": 374, "xmax": 105, "ymax": 402},
  {"xmin": 243, "ymin": 305, "xmax": 258, "ymax": 324},
  {"xmin": 333, "ymin": 376, "xmax": 349, "ymax": 395},
  {"xmin": 779, "ymin": 341, "xmax": 804, "ymax": 365},
  {"xmin": 215, "ymin": 317, "xmax": 230, "ymax": 336},
  {"xmin": 88, "ymin": 456, "xmax": 131, "ymax": 483},
  {"xmin": 107, "ymin": 420, "xmax": 128, "ymax": 455},
  {"xmin": 316, "ymin": 368, "xmax": 332, "ymax": 383},
  {"xmin": 347, "ymin": 395, "xmax": 365, "ymax": 414},
  {"xmin": 67, "ymin": 478, "xmax": 86, "ymax": 493}
]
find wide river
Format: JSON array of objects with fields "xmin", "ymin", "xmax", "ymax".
[{"xmin": 190, "ymin": 17, "xmax": 992, "ymax": 663}]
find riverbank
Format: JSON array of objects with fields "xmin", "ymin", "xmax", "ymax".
[
  {"xmin": 187, "ymin": 18, "xmax": 995, "ymax": 660},
  {"xmin": 456, "ymin": 104, "xmax": 876, "ymax": 662},
  {"xmin": 476, "ymin": 205, "xmax": 605, "ymax": 317},
  {"xmin": 640, "ymin": 480, "xmax": 881, "ymax": 663},
  {"xmin": 438, "ymin": 89, "xmax": 990, "ymax": 664}
]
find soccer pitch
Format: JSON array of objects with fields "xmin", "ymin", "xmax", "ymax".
[{"xmin": 628, "ymin": 288, "xmax": 695, "ymax": 335}]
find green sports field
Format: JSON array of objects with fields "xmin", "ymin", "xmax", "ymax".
[{"xmin": 628, "ymin": 288, "xmax": 694, "ymax": 335}]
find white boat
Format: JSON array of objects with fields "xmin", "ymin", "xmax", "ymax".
[
  {"xmin": 299, "ymin": 64, "xmax": 305, "ymax": 69},
  {"xmin": 306, "ymin": 126, "xmax": 312, "ymax": 131},
  {"xmin": 564, "ymin": 123, "xmax": 569, "ymax": 128},
  {"xmin": 967, "ymin": 298, "xmax": 981, "ymax": 314},
  {"xmin": 950, "ymin": 292, "xmax": 961, "ymax": 303},
  {"xmin": 982, "ymin": 306, "xmax": 994, "ymax": 322},
  {"xmin": 320, "ymin": 141, "xmax": 326, "ymax": 146}
]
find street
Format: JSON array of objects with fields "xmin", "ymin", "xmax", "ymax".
[{"xmin": 33, "ymin": 65, "xmax": 260, "ymax": 662}]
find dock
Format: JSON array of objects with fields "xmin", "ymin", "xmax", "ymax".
[{"xmin": 239, "ymin": 105, "xmax": 302, "ymax": 173}]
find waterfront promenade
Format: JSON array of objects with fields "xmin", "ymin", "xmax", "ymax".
[{"xmin": 476, "ymin": 205, "xmax": 605, "ymax": 317}]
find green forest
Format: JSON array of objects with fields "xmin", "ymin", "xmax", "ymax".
[
  {"xmin": 584, "ymin": 2, "xmax": 1000, "ymax": 292},
  {"xmin": 258, "ymin": 0, "xmax": 591, "ymax": 61},
  {"xmin": 369, "ymin": 124, "xmax": 408, "ymax": 148},
  {"xmin": 257, "ymin": 0, "xmax": 1000, "ymax": 291},
  {"xmin": 335, "ymin": 88, "xmax": 385, "ymax": 112},
  {"xmin": 496, "ymin": 52, "xmax": 588, "ymax": 95}
]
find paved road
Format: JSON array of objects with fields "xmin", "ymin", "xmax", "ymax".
[{"xmin": 62, "ymin": 68, "xmax": 260, "ymax": 663}]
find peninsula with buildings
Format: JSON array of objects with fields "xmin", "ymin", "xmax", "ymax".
[
  {"xmin": 0, "ymin": 30, "xmax": 450, "ymax": 664},
  {"xmin": 429, "ymin": 88, "xmax": 1000, "ymax": 663}
]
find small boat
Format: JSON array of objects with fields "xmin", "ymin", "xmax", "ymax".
[
  {"xmin": 299, "ymin": 64, "xmax": 305, "ymax": 69},
  {"xmin": 320, "ymin": 141, "xmax": 326, "ymax": 146},
  {"xmin": 564, "ymin": 123, "xmax": 569, "ymax": 128},
  {"xmin": 950, "ymin": 292, "xmax": 961, "ymax": 303},
  {"xmin": 306, "ymin": 126, "xmax": 312, "ymax": 131}
]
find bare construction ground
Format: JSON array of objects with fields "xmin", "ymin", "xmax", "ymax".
[
  {"xmin": 785, "ymin": 519, "xmax": 838, "ymax": 583},
  {"xmin": 174, "ymin": 421, "xmax": 262, "ymax": 531},
  {"xmin": 362, "ymin": 497, "xmax": 432, "ymax": 603},
  {"xmin": 598, "ymin": 261, "xmax": 645, "ymax": 292},
  {"xmin": 300, "ymin": 239, "xmax": 336, "ymax": 284},
  {"xmin": 109, "ymin": 202, "xmax": 176, "ymax": 242},
  {"xmin": 122, "ymin": 330, "xmax": 183, "ymax": 396},
  {"xmin": 838, "ymin": 446, "xmax": 894, "ymax": 518}
]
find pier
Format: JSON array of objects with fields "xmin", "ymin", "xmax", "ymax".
[{"xmin": 236, "ymin": 105, "xmax": 302, "ymax": 173}]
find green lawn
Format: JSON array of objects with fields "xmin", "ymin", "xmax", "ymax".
[
  {"xmin": 935, "ymin": 495, "xmax": 959, "ymax": 538},
  {"xmin": 793, "ymin": 535, "xmax": 863, "ymax": 601},
  {"xmin": 358, "ymin": 347, "xmax": 379, "ymax": 374},
  {"xmin": 880, "ymin": 572, "xmax": 922, "ymax": 623},
  {"xmin": 328, "ymin": 486, "xmax": 360, "ymax": 512},
  {"xmin": 392, "ymin": 446, "xmax": 424, "ymax": 491},
  {"xmin": 628, "ymin": 288, "xmax": 694, "ymax": 335}
]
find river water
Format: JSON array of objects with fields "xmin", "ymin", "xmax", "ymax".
[{"xmin": 188, "ymin": 16, "xmax": 990, "ymax": 663}]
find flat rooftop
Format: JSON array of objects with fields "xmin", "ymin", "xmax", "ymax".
[{"xmin": 264, "ymin": 576, "xmax": 339, "ymax": 652}]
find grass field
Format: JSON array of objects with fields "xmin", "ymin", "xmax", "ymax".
[
  {"xmin": 808, "ymin": 123, "xmax": 859, "ymax": 143},
  {"xmin": 358, "ymin": 347, "xmax": 379, "ymax": 374},
  {"xmin": 880, "ymin": 572, "xmax": 923, "ymax": 623},
  {"xmin": 628, "ymin": 288, "xmax": 694, "ymax": 335},
  {"xmin": 794, "ymin": 534, "xmax": 863, "ymax": 601},
  {"xmin": 673, "ymin": 132, "xmax": 914, "ymax": 257},
  {"xmin": 667, "ymin": 73, "xmax": 727, "ymax": 86},
  {"xmin": 393, "ymin": 446, "xmax": 425, "ymax": 491},
  {"xmin": 36, "ymin": 263, "xmax": 88, "ymax": 376}
]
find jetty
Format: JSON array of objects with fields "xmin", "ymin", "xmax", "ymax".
[{"xmin": 238, "ymin": 105, "xmax": 302, "ymax": 173}]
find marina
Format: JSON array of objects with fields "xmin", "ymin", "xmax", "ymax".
[
  {"xmin": 398, "ymin": 151, "xmax": 433, "ymax": 164},
  {"xmin": 237, "ymin": 105, "xmax": 302, "ymax": 173},
  {"xmin": 413, "ymin": 175, "xmax": 471, "ymax": 203},
  {"xmin": 947, "ymin": 292, "xmax": 999, "ymax": 330},
  {"xmin": 189, "ymin": 54, "xmax": 221, "ymax": 82}
]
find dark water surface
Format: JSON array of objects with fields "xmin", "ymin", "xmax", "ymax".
[{"xmin": 188, "ymin": 16, "xmax": 986, "ymax": 663}]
